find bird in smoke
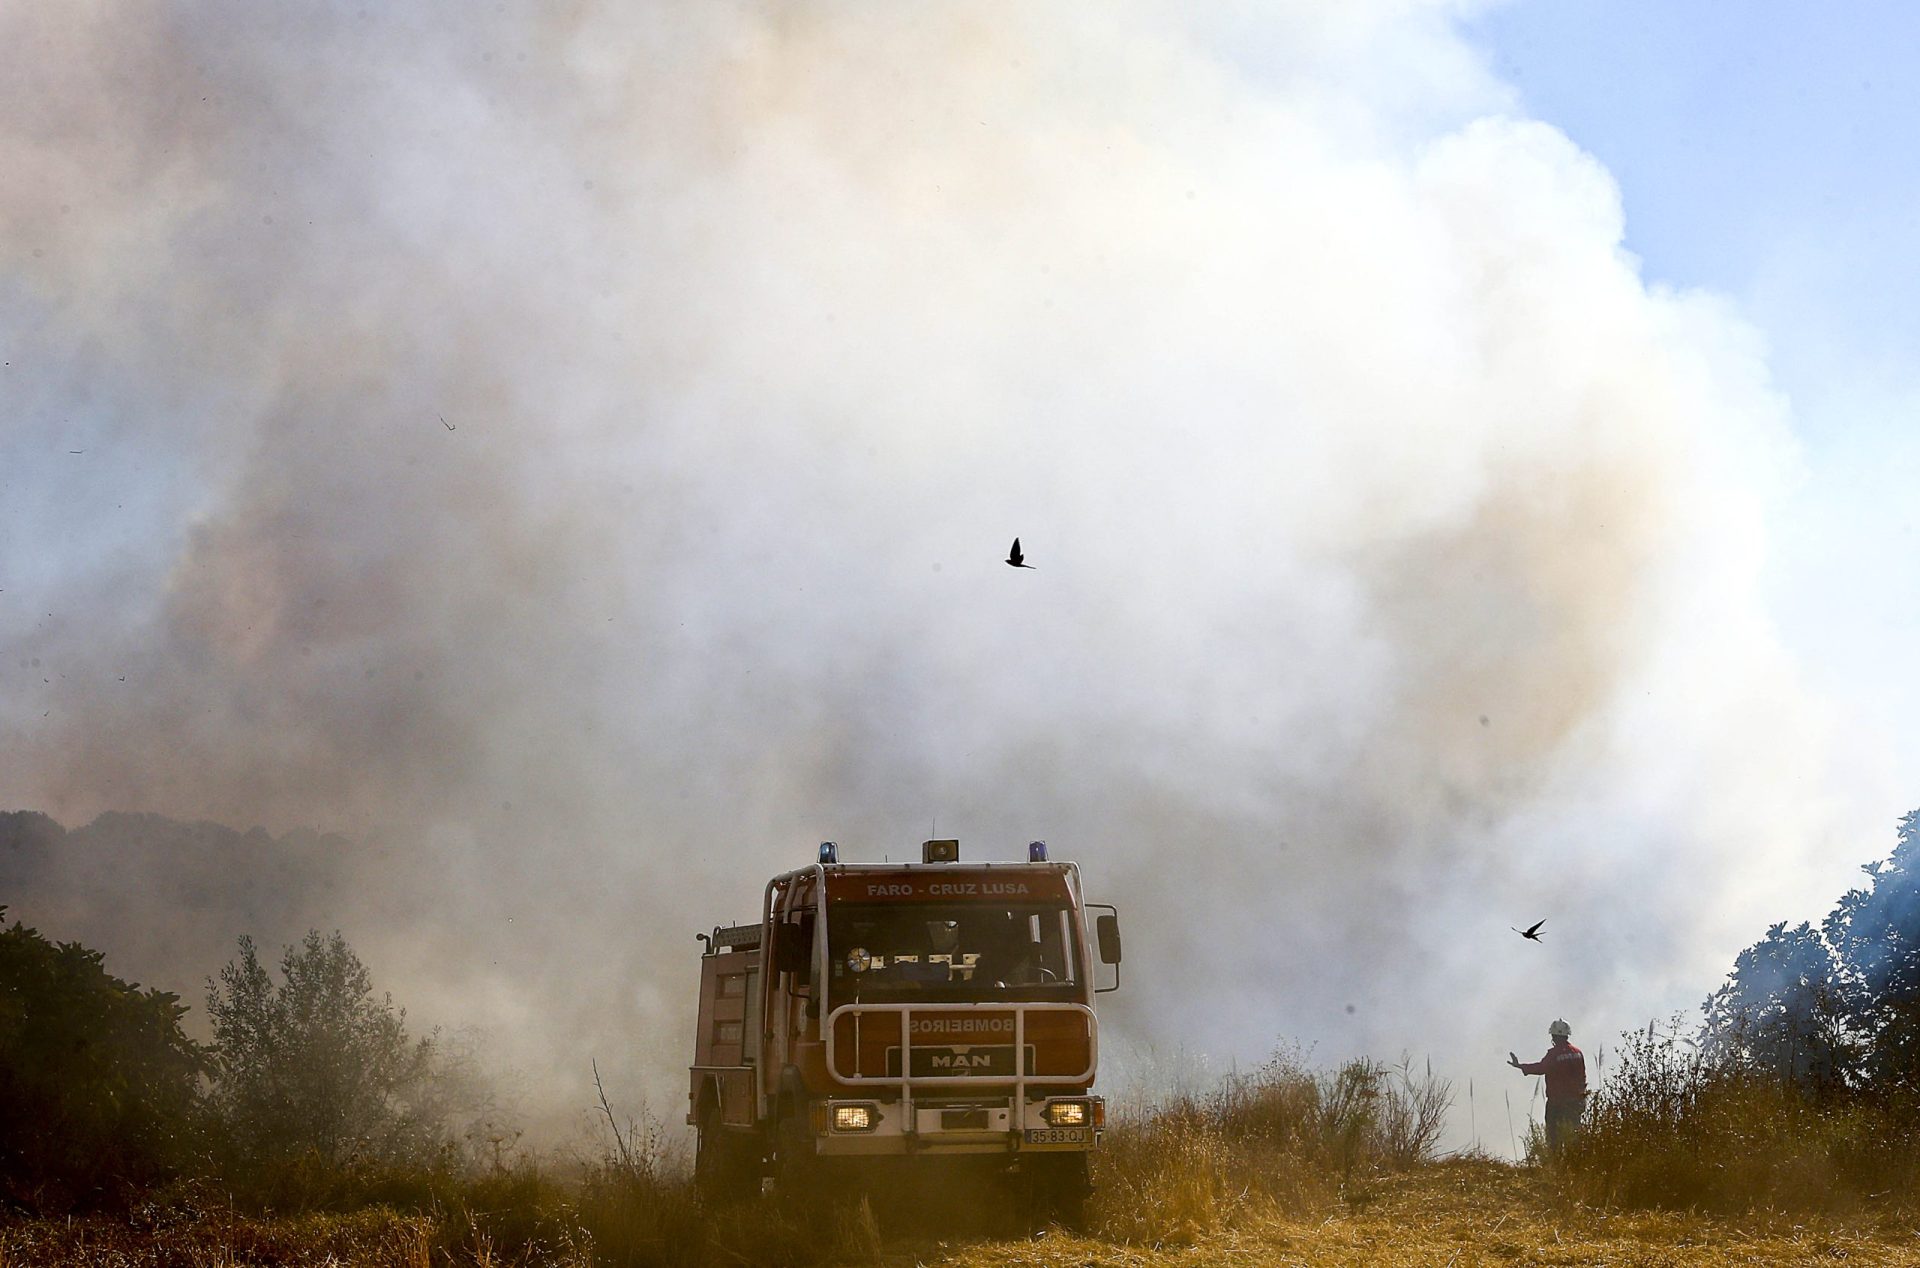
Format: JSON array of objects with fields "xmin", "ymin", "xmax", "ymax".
[
  {"xmin": 1005, "ymin": 537, "xmax": 1035, "ymax": 569},
  {"xmin": 1513, "ymin": 919, "xmax": 1546, "ymax": 942}
]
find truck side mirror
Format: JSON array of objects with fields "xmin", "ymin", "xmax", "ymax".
[
  {"xmin": 1096, "ymin": 913, "xmax": 1123, "ymax": 965},
  {"xmin": 774, "ymin": 911, "xmax": 816, "ymax": 978}
]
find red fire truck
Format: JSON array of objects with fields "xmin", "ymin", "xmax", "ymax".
[{"xmin": 688, "ymin": 838, "xmax": 1123, "ymax": 1223}]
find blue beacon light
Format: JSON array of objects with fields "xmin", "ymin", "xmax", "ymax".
[
  {"xmin": 819, "ymin": 841, "xmax": 839, "ymax": 864},
  {"xmin": 1028, "ymin": 840, "xmax": 1048, "ymax": 862}
]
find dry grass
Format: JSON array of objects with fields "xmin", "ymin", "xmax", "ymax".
[
  {"xmin": 13, "ymin": 1161, "xmax": 1920, "ymax": 1267},
  {"xmin": 0, "ymin": 1179, "xmax": 893, "ymax": 1268},
  {"xmin": 938, "ymin": 1160, "xmax": 1920, "ymax": 1267},
  {"xmin": 1089, "ymin": 1049, "xmax": 1452, "ymax": 1246},
  {"xmin": 10, "ymin": 1040, "xmax": 1920, "ymax": 1265},
  {"xmin": 1555, "ymin": 1020, "xmax": 1920, "ymax": 1213},
  {"xmin": 0, "ymin": 1205, "xmax": 437, "ymax": 1267}
]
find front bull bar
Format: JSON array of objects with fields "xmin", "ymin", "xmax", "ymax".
[{"xmin": 823, "ymin": 1001, "xmax": 1097, "ymax": 1146}]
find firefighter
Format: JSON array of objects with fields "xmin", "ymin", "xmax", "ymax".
[
  {"xmin": 1508, "ymin": 1018, "xmax": 1587, "ymax": 1154},
  {"xmin": 972, "ymin": 911, "xmax": 1041, "ymax": 987}
]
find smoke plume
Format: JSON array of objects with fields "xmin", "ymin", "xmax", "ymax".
[{"xmin": 0, "ymin": 2, "xmax": 1877, "ymax": 1144}]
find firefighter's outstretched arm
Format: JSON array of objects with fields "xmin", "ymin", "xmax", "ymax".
[{"xmin": 1507, "ymin": 1051, "xmax": 1521, "ymax": 1069}]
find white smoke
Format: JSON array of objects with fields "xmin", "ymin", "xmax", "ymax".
[{"xmin": 0, "ymin": 1, "xmax": 1880, "ymax": 1147}]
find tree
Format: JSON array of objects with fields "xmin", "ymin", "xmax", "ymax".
[
  {"xmin": 1707, "ymin": 808, "xmax": 1920, "ymax": 1094},
  {"xmin": 206, "ymin": 930, "xmax": 445, "ymax": 1168},
  {"xmin": 1824, "ymin": 808, "xmax": 1920, "ymax": 1089},
  {"xmin": 0, "ymin": 907, "xmax": 206, "ymax": 1209},
  {"xmin": 1702, "ymin": 920, "xmax": 1859, "ymax": 1092}
]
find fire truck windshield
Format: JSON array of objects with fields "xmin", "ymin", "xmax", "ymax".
[{"xmin": 827, "ymin": 902, "xmax": 1081, "ymax": 1002}]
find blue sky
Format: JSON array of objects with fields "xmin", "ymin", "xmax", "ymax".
[
  {"xmin": 1468, "ymin": 0, "xmax": 1920, "ymax": 375},
  {"xmin": 1468, "ymin": 0, "xmax": 1920, "ymax": 836}
]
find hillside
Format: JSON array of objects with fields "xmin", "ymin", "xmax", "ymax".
[{"xmin": 0, "ymin": 810, "xmax": 362, "ymax": 1013}]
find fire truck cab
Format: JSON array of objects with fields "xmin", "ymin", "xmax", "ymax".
[{"xmin": 688, "ymin": 838, "xmax": 1123, "ymax": 1222}]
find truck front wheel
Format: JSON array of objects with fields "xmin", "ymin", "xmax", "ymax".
[
  {"xmin": 695, "ymin": 1103, "xmax": 760, "ymax": 1202},
  {"xmin": 1023, "ymin": 1152, "xmax": 1091, "ymax": 1232},
  {"xmin": 772, "ymin": 1100, "xmax": 822, "ymax": 1200}
]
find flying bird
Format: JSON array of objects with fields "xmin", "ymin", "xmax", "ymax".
[
  {"xmin": 1005, "ymin": 538, "xmax": 1035, "ymax": 569},
  {"xmin": 1513, "ymin": 920, "xmax": 1546, "ymax": 942}
]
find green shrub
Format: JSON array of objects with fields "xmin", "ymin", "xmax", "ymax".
[
  {"xmin": 205, "ymin": 930, "xmax": 458, "ymax": 1187},
  {"xmin": 0, "ymin": 908, "xmax": 207, "ymax": 1211}
]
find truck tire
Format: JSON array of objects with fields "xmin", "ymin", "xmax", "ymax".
[
  {"xmin": 695, "ymin": 1103, "xmax": 759, "ymax": 1202},
  {"xmin": 772, "ymin": 1100, "xmax": 822, "ymax": 1201},
  {"xmin": 1024, "ymin": 1153, "xmax": 1091, "ymax": 1232}
]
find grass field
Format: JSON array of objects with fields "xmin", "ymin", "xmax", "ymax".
[
  {"xmin": 8, "ymin": 1044, "xmax": 1917, "ymax": 1265},
  {"xmin": 945, "ymin": 1160, "xmax": 1920, "ymax": 1268},
  {"xmin": 7, "ymin": 1159, "xmax": 1919, "ymax": 1267}
]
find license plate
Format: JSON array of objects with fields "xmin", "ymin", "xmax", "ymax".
[{"xmin": 1024, "ymin": 1128, "xmax": 1087, "ymax": 1145}]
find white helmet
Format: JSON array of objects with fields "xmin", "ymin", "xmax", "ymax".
[{"xmin": 1549, "ymin": 1018, "xmax": 1572, "ymax": 1040}]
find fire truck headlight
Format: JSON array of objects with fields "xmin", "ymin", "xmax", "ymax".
[
  {"xmin": 832, "ymin": 1103, "xmax": 876, "ymax": 1133},
  {"xmin": 1045, "ymin": 1099, "xmax": 1089, "ymax": 1127},
  {"xmin": 845, "ymin": 948, "xmax": 871, "ymax": 973}
]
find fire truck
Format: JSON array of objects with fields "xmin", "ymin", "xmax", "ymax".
[{"xmin": 688, "ymin": 838, "xmax": 1123, "ymax": 1223}]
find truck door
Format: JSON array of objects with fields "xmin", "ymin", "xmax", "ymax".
[{"xmin": 769, "ymin": 906, "xmax": 818, "ymax": 1087}]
